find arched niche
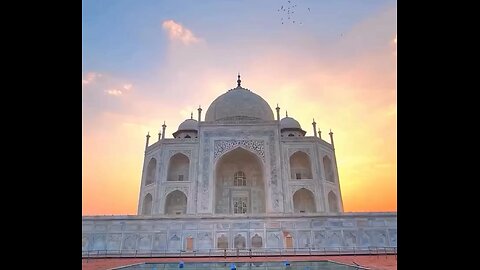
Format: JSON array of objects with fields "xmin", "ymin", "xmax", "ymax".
[
  {"xmin": 323, "ymin": 156, "xmax": 334, "ymax": 183},
  {"xmin": 328, "ymin": 191, "xmax": 339, "ymax": 212},
  {"xmin": 167, "ymin": 153, "xmax": 190, "ymax": 181},
  {"xmin": 290, "ymin": 151, "xmax": 313, "ymax": 179},
  {"xmin": 165, "ymin": 190, "xmax": 187, "ymax": 215},
  {"xmin": 142, "ymin": 193, "xmax": 153, "ymax": 215},
  {"xmin": 292, "ymin": 188, "xmax": 316, "ymax": 213},
  {"xmin": 145, "ymin": 158, "xmax": 156, "ymax": 185}
]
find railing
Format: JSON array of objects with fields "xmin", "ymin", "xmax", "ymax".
[{"xmin": 82, "ymin": 246, "xmax": 397, "ymax": 259}]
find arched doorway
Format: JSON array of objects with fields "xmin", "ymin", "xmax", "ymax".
[
  {"xmin": 292, "ymin": 188, "xmax": 316, "ymax": 213},
  {"xmin": 285, "ymin": 233, "xmax": 293, "ymax": 249},
  {"xmin": 165, "ymin": 190, "xmax": 187, "ymax": 215},
  {"xmin": 214, "ymin": 147, "xmax": 265, "ymax": 214}
]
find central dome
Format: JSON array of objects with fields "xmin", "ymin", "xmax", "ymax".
[{"xmin": 205, "ymin": 75, "xmax": 274, "ymax": 122}]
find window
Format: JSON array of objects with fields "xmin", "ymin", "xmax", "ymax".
[
  {"xmin": 234, "ymin": 171, "xmax": 246, "ymax": 186},
  {"xmin": 296, "ymin": 173, "xmax": 301, "ymax": 179},
  {"xmin": 184, "ymin": 135, "xmax": 191, "ymax": 138},
  {"xmin": 178, "ymin": 175, "xmax": 184, "ymax": 181},
  {"xmin": 288, "ymin": 134, "xmax": 295, "ymax": 137},
  {"xmin": 233, "ymin": 197, "xmax": 247, "ymax": 214}
]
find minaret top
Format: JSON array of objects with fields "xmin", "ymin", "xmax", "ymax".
[{"xmin": 237, "ymin": 73, "xmax": 241, "ymax": 87}]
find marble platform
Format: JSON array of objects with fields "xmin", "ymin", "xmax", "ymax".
[{"xmin": 82, "ymin": 212, "xmax": 396, "ymax": 253}]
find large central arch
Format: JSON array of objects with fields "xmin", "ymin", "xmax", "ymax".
[{"xmin": 214, "ymin": 147, "xmax": 266, "ymax": 214}]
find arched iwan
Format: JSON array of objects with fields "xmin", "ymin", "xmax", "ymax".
[{"xmin": 214, "ymin": 147, "xmax": 265, "ymax": 214}]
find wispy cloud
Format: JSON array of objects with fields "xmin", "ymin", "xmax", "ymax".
[
  {"xmin": 83, "ymin": 72, "xmax": 102, "ymax": 85},
  {"xmin": 105, "ymin": 89, "xmax": 123, "ymax": 96},
  {"xmin": 162, "ymin": 19, "xmax": 200, "ymax": 45}
]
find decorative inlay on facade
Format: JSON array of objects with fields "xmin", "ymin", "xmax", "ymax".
[
  {"xmin": 169, "ymin": 150, "xmax": 191, "ymax": 158},
  {"xmin": 165, "ymin": 186, "xmax": 189, "ymax": 196},
  {"xmin": 290, "ymin": 185, "xmax": 315, "ymax": 196},
  {"xmin": 288, "ymin": 147, "xmax": 312, "ymax": 157},
  {"xmin": 214, "ymin": 140, "xmax": 265, "ymax": 162}
]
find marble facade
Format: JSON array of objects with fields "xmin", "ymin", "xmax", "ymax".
[
  {"xmin": 82, "ymin": 76, "xmax": 397, "ymax": 253},
  {"xmin": 82, "ymin": 213, "xmax": 397, "ymax": 252}
]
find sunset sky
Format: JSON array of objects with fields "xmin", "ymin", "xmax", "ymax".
[{"xmin": 82, "ymin": 0, "xmax": 397, "ymax": 215}]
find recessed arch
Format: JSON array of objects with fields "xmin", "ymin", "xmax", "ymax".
[
  {"xmin": 145, "ymin": 158, "xmax": 156, "ymax": 186},
  {"xmin": 167, "ymin": 153, "xmax": 190, "ymax": 181},
  {"xmin": 323, "ymin": 156, "xmax": 334, "ymax": 182},
  {"xmin": 234, "ymin": 234, "xmax": 246, "ymax": 249},
  {"xmin": 251, "ymin": 234, "xmax": 263, "ymax": 248},
  {"xmin": 214, "ymin": 147, "xmax": 265, "ymax": 214},
  {"xmin": 142, "ymin": 193, "xmax": 153, "ymax": 215},
  {"xmin": 290, "ymin": 151, "xmax": 313, "ymax": 179},
  {"xmin": 165, "ymin": 190, "xmax": 187, "ymax": 215},
  {"xmin": 328, "ymin": 191, "xmax": 339, "ymax": 213},
  {"xmin": 293, "ymin": 188, "xmax": 316, "ymax": 213}
]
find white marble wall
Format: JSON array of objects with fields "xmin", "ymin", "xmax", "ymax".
[
  {"xmin": 138, "ymin": 122, "xmax": 345, "ymax": 217},
  {"xmin": 82, "ymin": 213, "xmax": 397, "ymax": 252}
]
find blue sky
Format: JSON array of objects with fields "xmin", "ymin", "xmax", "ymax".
[{"xmin": 83, "ymin": 0, "xmax": 395, "ymax": 79}]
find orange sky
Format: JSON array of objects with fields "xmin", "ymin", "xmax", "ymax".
[{"xmin": 82, "ymin": 3, "xmax": 396, "ymax": 215}]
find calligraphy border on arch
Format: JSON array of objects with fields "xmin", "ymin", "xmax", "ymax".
[{"xmin": 213, "ymin": 140, "xmax": 265, "ymax": 162}]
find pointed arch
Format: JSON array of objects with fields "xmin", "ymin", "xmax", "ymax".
[
  {"xmin": 290, "ymin": 151, "xmax": 313, "ymax": 179},
  {"xmin": 165, "ymin": 190, "xmax": 187, "ymax": 215},
  {"xmin": 167, "ymin": 153, "xmax": 190, "ymax": 181},
  {"xmin": 328, "ymin": 191, "xmax": 339, "ymax": 213},
  {"xmin": 142, "ymin": 193, "xmax": 153, "ymax": 215},
  {"xmin": 293, "ymin": 188, "xmax": 316, "ymax": 213},
  {"xmin": 145, "ymin": 158, "xmax": 156, "ymax": 185},
  {"xmin": 323, "ymin": 155, "xmax": 334, "ymax": 182},
  {"xmin": 214, "ymin": 147, "xmax": 265, "ymax": 214}
]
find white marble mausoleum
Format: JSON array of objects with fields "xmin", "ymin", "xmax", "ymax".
[{"xmin": 82, "ymin": 75, "xmax": 397, "ymax": 253}]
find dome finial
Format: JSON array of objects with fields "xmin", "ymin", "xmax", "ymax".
[
  {"xmin": 237, "ymin": 73, "xmax": 241, "ymax": 87},
  {"xmin": 286, "ymin": 110, "xmax": 288, "ymax": 117},
  {"xmin": 190, "ymin": 112, "xmax": 193, "ymax": 119}
]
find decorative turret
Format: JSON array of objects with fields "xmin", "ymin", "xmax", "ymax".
[
  {"xmin": 280, "ymin": 112, "xmax": 306, "ymax": 137},
  {"xmin": 161, "ymin": 122, "xmax": 166, "ymax": 140}
]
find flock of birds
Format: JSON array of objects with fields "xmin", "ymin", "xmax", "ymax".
[
  {"xmin": 276, "ymin": 1, "xmax": 344, "ymax": 38},
  {"xmin": 277, "ymin": 0, "xmax": 309, "ymax": 25}
]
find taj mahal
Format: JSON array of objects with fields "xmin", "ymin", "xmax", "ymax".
[{"xmin": 82, "ymin": 75, "xmax": 397, "ymax": 254}]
